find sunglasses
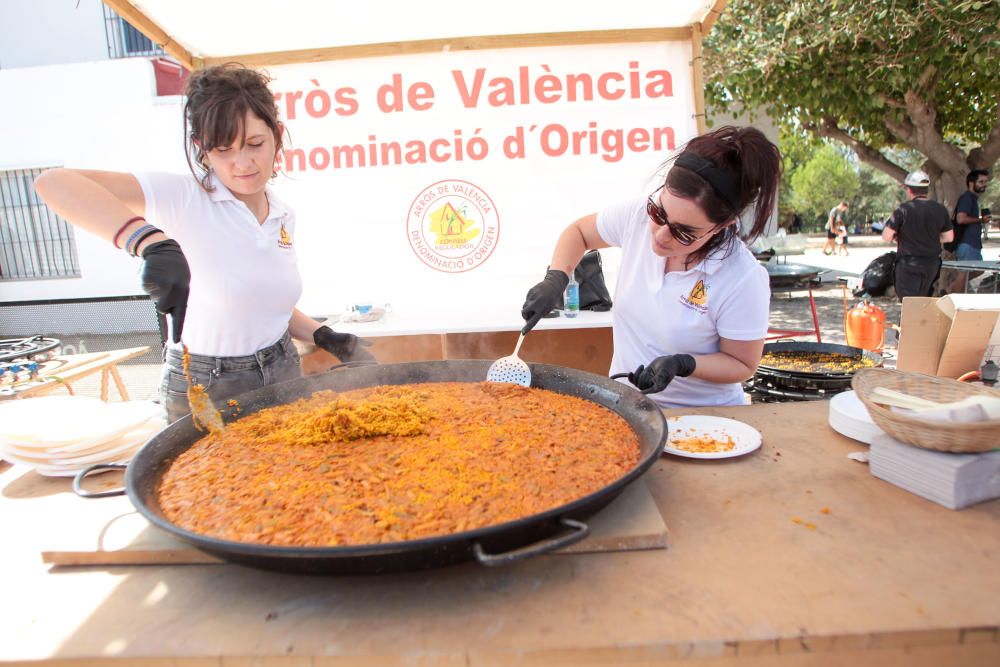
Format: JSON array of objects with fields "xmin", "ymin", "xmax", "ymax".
[{"xmin": 645, "ymin": 194, "xmax": 719, "ymax": 246}]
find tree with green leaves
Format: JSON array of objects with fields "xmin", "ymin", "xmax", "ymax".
[
  {"xmin": 777, "ymin": 125, "xmax": 821, "ymax": 214},
  {"xmin": 790, "ymin": 144, "xmax": 861, "ymax": 226},
  {"xmin": 854, "ymin": 162, "xmax": 904, "ymax": 227},
  {"xmin": 705, "ymin": 0, "xmax": 1000, "ymax": 210}
]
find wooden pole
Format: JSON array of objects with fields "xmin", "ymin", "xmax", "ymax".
[
  {"xmin": 690, "ymin": 23, "xmax": 707, "ymax": 134},
  {"xmin": 203, "ymin": 28, "xmax": 692, "ymax": 68},
  {"xmin": 100, "ymin": 0, "xmax": 198, "ymax": 70},
  {"xmin": 700, "ymin": 0, "xmax": 730, "ymax": 35}
]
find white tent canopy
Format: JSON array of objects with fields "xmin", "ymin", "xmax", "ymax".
[{"xmin": 107, "ymin": 1, "xmax": 726, "ymax": 70}]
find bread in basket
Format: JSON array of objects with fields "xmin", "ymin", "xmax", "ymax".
[{"xmin": 852, "ymin": 368, "xmax": 1000, "ymax": 453}]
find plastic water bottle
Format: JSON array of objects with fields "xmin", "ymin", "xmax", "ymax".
[{"xmin": 564, "ymin": 276, "xmax": 580, "ymax": 318}]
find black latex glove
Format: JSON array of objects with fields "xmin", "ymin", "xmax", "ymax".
[
  {"xmin": 313, "ymin": 325, "xmax": 375, "ymax": 363},
  {"xmin": 140, "ymin": 239, "xmax": 190, "ymax": 344},
  {"xmin": 520, "ymin": 269, "xmax": 570, "ymax": 334},
  {"xmin": 627, "ymin": 354, "xmax": 696, "ymax": 394}
]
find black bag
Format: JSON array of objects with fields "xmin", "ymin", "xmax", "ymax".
[
  {"xmin": 553, "ymin": 249, "xmax": 613, "ymax": 311},
  {"xmin": 943, "ymin": 208, "xmax": 959, "ymax": 253},
  {"xmin": 853, "ymin": 251, "xmax": 896, "ymax": 298},
  {"xmin": 575, "ymin": 249, "xmax": 614, "ymax": 311}
]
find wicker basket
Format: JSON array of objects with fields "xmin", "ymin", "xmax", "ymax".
[{"xmin": 852, "ymin": 368, "xmax": 1000, "ymax": 453}]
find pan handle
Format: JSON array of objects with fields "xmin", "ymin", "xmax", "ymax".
[
  {"xmin": 73, "ymin": 463, "xmax": 128, "ymax": 498},
  {"xmin": 326, "ymin": 360, "xmax": 378, "ymax": 372},
  {"xmin": 472, "ymin": 518, "xmax": 590, "ymax": 566}
]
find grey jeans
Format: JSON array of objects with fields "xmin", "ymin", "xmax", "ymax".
[{"xmin": 160, "ymin": 331, "xmax": 301, "ymax": 424}]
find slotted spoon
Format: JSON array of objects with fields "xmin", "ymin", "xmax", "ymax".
[{"xmin": 486, "ymin": 332, "xmax": 531, "ymax": 387}]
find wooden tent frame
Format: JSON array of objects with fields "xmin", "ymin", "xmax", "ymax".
[{"xmin": 102, "ymin": 0, "xmax": 727, "ymax": 133}]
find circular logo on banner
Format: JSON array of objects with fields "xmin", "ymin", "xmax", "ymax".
[{"xmin": 406, "ymin": 179, "xmax": 500, "ymax": 273}]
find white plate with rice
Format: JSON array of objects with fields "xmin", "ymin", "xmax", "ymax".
[{"xmin": 664, "ymin": 415, "xmax": 762, "ymax": 459}]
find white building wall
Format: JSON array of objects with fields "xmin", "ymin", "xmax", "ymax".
[
  {"xmin": 0, "ymin": 58, "xmax": 185, "ymax": 302},
  {"xmin": 0, "ymin": 0, "xmax": 109, "ymax": 69}
]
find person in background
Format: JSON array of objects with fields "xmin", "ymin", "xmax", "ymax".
[
  {"xmin": 950, "ymin": 169, "xmax": 992, "ymax": 292},
  {"xmin": 34, "ymin": 64, "xmax": 374, "ymax": 424},
  {"xmin": 836, "ymin": 218, "xmax": 849, "ymax": 256},
  {"xmin": 953, "ymin": 169, "xmax": 991, "ymax": 262},
  {"xmin": 519, "ymin": 125, "xmax": 781, "ymax": 408},
  {"xmin": 882, "ymin": 170, "xmax": 953, "ymax": 300},
  {"xmin": 823, "ymin": 201, "xmax": 848, "ymax": 255},
  {"xmin": 789, "ymin": 212, "xmax": 804, "ymax": 234}
]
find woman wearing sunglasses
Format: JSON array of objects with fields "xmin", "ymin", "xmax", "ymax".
[{"xmin": 520, "ymin": 125, "xmax": 781, "ymax": 408}]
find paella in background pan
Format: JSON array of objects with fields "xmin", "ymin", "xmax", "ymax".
[
  {"xmin": 758, "ymin": 342, "xmax": 883, "ymax": 377},
  {"xmin": 759, "ymin": 350, "xmax": 879, "ymax": 374}
]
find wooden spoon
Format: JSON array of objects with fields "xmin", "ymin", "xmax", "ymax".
[{"xmin": 182, "ymin": 344, "xmax": 224, "ymax": 433}]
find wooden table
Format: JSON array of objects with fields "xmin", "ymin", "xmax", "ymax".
[
  {"xmin": 1, "ymin": 400, "xmax": 998, "ymax": 665},
  {"xmin": 0, "ymin": 346, "xmax": 150, "ymax": 401}
]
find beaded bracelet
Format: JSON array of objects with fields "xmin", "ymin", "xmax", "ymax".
[
  {"xmin": 112, "ymin": 216, "xmax": 146, "ymax": 249},
  {"xmin": 124, "ymin": 224, "xmax": 159, "ymax": 257},
  {"xmin": 129, "ymin": 227, "xmax": 164, "ymax": 257}
]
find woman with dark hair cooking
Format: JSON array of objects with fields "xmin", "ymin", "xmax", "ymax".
[
  {"xmin": 35, "ymin": 64, "xmax": 373, "ymax": 423},
  {"xmin": 521, "ymin": 125, "xmax": 781, "ymax": 408}
]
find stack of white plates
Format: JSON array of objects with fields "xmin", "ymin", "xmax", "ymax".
[
  {"xmin": 0, "ymin": 396, "xmax": 164, "ymax": 476},
  {"xmin": 870, "ymin": 434, "xmax": 1000, "ymax": 510},
  {"xmin": 828, "ymin": 390, "xmax": 886, "ymax": 445}
]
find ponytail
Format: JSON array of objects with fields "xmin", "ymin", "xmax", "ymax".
[{"xmin": 663, "ymin": 125, "xmax": 782, "ymax": 266}]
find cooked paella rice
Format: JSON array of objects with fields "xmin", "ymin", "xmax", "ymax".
[
  {"xmin": 158, "ymin": 382, "xmax": 640, "ymax": 547},
  {"xmin": 671, "ymin": 434, "xmax": 736, "ymax": 453},
  {"xmin": 760, "ymin": 351, "xmax": 876, "ymax": 374}
]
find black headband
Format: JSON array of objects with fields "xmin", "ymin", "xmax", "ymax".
[{"xmin": 675, "ymin": 152, "xmax": 742, "ymax": 214}]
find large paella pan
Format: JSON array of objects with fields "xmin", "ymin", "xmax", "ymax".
[{"xmin": 76, "ymin": 360, "xmax": 666, "ymax": 574}]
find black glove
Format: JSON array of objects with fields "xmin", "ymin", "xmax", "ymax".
[
  {"xmin": 520, "ymin": 269, "xmax": 569, "ymax": 334},
  {"xmin": 627, "ymin": 354, "xmax": 696, "ymax": 394},
  {"xmin": 313, "ymin": 325, "xmax": 375, "ymax": 363},
  {"xmin": 141, "ymin": 239, "xmax": 190, "ymax": 344}
]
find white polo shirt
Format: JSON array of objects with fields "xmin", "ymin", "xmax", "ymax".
[
  {"xmin": 135, "ymin": 172, "xmax": 303, "ymax": 357},
  {"xmin": 597, "ymin": 197, "xmax": 770, "ymax": 408}
]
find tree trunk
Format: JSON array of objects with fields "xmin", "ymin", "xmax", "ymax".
[{"xmin": 934, "ymin": 170, "xmax": 965, "ymax": 216}]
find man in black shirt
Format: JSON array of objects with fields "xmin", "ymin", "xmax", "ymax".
[{"xmin": 882, "ymin": 170, "xmax": 954, "ymax": 300}]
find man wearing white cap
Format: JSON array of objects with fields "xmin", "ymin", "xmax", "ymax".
[{"xmin": 882, "ymin": 170, "xmax": 954, "ymax": 300}]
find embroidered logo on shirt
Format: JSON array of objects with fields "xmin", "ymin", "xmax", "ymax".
[
  {"xmin": 679, "ymin": 279, "xmax": 708, "ymax": 313},
  {"xmin": 278, "ymin": 222, "xmax": 292, "ymax": 249}
]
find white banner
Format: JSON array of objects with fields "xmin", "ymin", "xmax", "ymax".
[{"xmin": 269, "ymin": 41, "xmax": 696, "ymax": 316}]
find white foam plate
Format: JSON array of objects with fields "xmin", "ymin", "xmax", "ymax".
[
  {"xmin": 23, "ymin": 457, "xmax": 137, "ymax": 478},
  {"xmin": 46, "ymin": 405, "xmax": 162, "ymax": 453},
  {"xmin": 0, "ymin": 399, "xmax": 160, "ymax": 449},
  {"xmin": 1, "ymin": 415, "xmax": 163, "ymax": 457},
  {"xmin": 664, "ymin": 415, "xmax": 763, "ymax": 459},
  {"xmin": 0, "ymin": 437, "xmax": 147, "ymax": 476},
  {"xmin": 56, "ymin": 427, "xmax": 157, "ymax": 465},
  {"xmin": 828, "ymin": 391, "xmax": 885, "ymax": 445},
  {"xmin": 0, "ymin": 428, "xmax": 150, "ymax": 462},
  {"xmin": 0, "ymin": 396, "xmax": 105, "ymax": 444}
]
